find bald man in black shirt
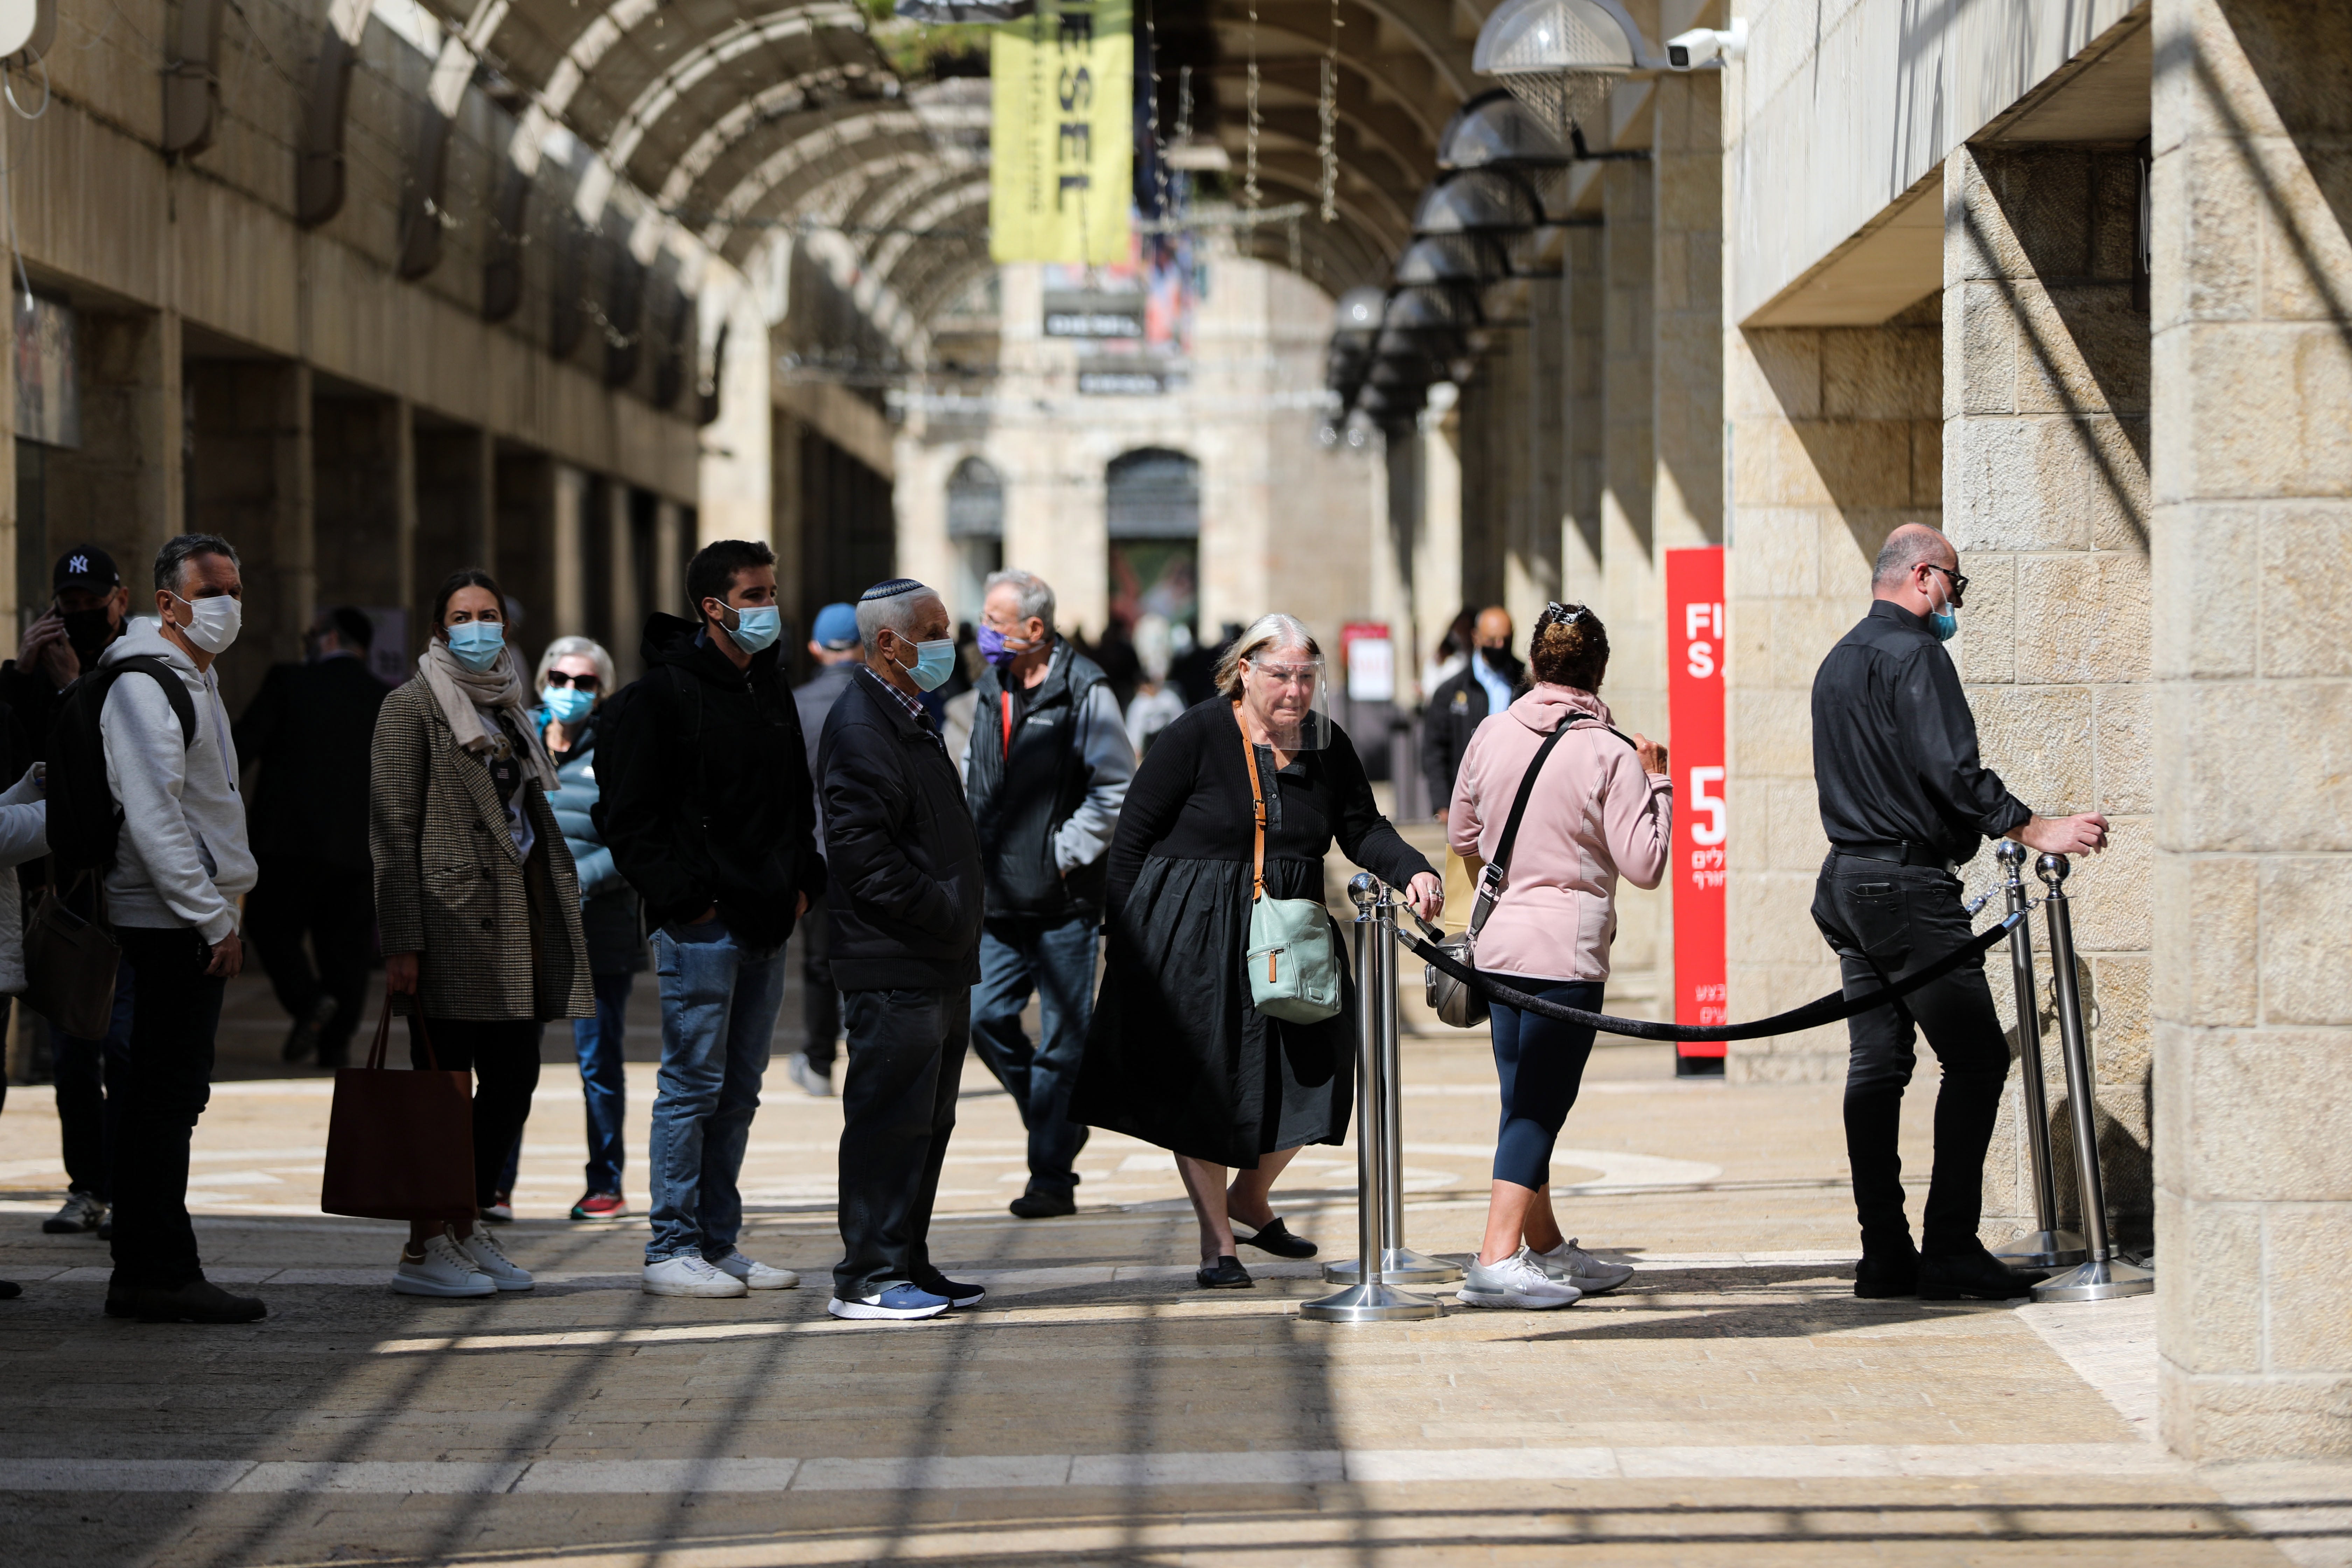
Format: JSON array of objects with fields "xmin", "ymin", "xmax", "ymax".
[{"xmin": 1811, "ymin": 524, "xmax": 2107, "ymax": 1302}]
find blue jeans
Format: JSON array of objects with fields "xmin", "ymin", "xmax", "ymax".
[
  {"xmin": 645, "ymin": 920, "xmax": 785, "ymax": 1264},
  {"xmin": 576, "ymin": 972, "xmax": 635, "ymax": 1194},
  {"xmin": 968, "ymin": 915, "xmax": 1096, "ymax": 1198}
]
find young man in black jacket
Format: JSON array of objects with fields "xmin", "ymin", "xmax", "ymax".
[
  {"xmin": 601, "ymin": 540, "xmax": 827, "ymax": 1300},
  {"xmin": 817, "ymin": 578, "xmax": 986, "ymax": 1321},
  {"xmin": 964, "ymin": 569, "xmax": 1133, "ymax": 1219}
]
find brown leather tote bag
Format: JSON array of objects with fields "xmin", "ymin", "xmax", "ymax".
[{"xmin": 321, "ymin": 996, "xmax": 476, "ymax": 1223}]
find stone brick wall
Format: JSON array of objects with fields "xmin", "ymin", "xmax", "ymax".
[
  {"xmin": 1943, "ymin": 142, "xmax": 2156, "ymax": 1248},
  {"xmin": 1724, "ymin": 302, "xmax": 1944, "ymax": 1081}
]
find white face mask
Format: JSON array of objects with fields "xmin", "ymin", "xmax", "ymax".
[{"xmin": 170, "ymin": 591, "xmax": 243, "ymax": 655}]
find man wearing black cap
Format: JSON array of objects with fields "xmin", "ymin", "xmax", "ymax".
[
  {"xmin": 3, "ymin": 548, "xmax": 132, "ymax": 1240},
  {"xmin": 816, "ymin": 578, "xmax": 985, "ymax": 1321},
  {"xmin": 1, "ymin": 545, "xmax": 131, "ymax": 760}
]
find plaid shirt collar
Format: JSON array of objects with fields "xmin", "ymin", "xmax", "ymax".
[{"xmin": 860, "ymin": 664, "xmax": 932, "ymax": 730}]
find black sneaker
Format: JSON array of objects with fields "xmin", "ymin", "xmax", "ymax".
[
  {"xmin": 1008, "ymin": 1190, "xmax": 1076, "ymax": 1219},
  {"xmin": 1853, "ymin": 1251, "xmax": 1919, "ymax": 1298},
  {"xmin": 280, "ymin": 996, "xmax": 336, "ymax": 1064},
  {"xmin": 1233, "ymin": 1217, "xmax": 1317, "ymax": 1259},
  {"xmin": 0, "ymin": 1279, "xmax": 20, "ymax": 1300},
  {"xmin": 1919, "ymin": 1247, "xmax": 2042, "ymax": 1301},
  {"xmin": 135, "ymin": 1279, "xmax": 267, "ymax": 1324},
  {"xmin": 918, "ymin": 1272, "xmax": 985, "ymax": 1308}
]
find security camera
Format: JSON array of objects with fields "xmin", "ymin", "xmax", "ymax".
[{"xmin": 1666, "ymin": 18, "xmax": 1748, "ymax": 69}]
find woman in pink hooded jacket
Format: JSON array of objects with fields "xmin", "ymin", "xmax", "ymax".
[{"xmin": 1445, "ymin": 603, "xmax": 1674, "ymax": 1309}]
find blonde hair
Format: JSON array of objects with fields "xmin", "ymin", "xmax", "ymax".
[
  {"xmin": 534, "ymin": 636, "xmax": 617, "ymax": 708},
  {"xmin": 1214, "ymin": 613, "xmax": 1321, "ymax": 699}
]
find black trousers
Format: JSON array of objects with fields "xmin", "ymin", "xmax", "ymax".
[
  {"xmin": 1812, "ymin": 854, "xmax": 2010, "ymax": 1258},
  {"xmin": 53, "ymin": 961, "xmax": 135, "ymax": 1201},
  {"xmin": 410, "ymin": 1017, "xmax": 542, "ymax": 1211},
  {"xmin": 834, "ymin": 986, "xmax": 968, "ymax": 1299},
  {"xmin": 247, "ymin": 855, "xmax": 375, "ymax": 1064},
  {"xmin": 800, "ymin": 893, "xmax": 840, "ymax": 1069},
  {"xmin": 108, "ymin": 926, "xmax": 227, "ymax": 1292}
]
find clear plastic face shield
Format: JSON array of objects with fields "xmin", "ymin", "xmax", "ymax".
[{"xmin": 1239, "ymin": 648, "xmax": 1332, "ymax": 750}]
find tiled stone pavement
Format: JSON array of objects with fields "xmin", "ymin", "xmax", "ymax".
[{"xmin": 3, "ymin": 982, "xmax": 2347, "ymax": 1567}]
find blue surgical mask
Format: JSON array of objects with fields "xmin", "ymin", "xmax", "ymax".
[
  {"xmin": 445, "ymin": 621, "xmax": 506, "ymax": 672},
  {"xmin": 724, "ymin": 604, "xmax": 781, "ymax": 654},
  {"xmin": 1928, "ymin": 594, "xmax": 1958, "ymax": 644},
  {"xmin": 540, "ymin": 685, "xmax": 593, "ymax": 725},
  {"xmin": 897, "ymin": 638, "xmax": 957, "ymax": 692}
]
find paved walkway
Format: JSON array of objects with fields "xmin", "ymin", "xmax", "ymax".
[{"xmin": 4, "ymin": 1009, "xmax": 2347, "ymax": 1566}]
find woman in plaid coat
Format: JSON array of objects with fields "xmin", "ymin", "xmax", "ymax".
[{"xmin": 370, "ymin": 568, "xmax": 592, "ymax": 1299}]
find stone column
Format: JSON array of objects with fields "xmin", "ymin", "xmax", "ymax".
[
  {"xmin": 1653, "ymin": 72, "xmax": 1724, "ymax": 557},
  {"xmin": 1945, "ymin": 141, "xmax": 2156, "ymax": 1250},
  {"xmin": 2151, "ymin": 0, "xmax": 2352, "ymax": 1462},
  {"xmin": 183, "ymin": 356, "xmax": 314, "ymax": 705},
  {"xmin": 772, "ymin": 408, "xmax": 805, "ymax": 622},
  {"xmin": 47, "ymin": 307, "xmax": 184, "ymax": 581},
  {"xmin": 652, "ymin": 496, "xmax": 684, "ymax": 630},
  {"xmin": 1722, "ymin": 304, "xmax": 1943, "ymax": 1082},
  {"xmin": 551, "ymin": 464, "xmax": 589, "ymax": 639},
  {"xmin": 607, "ymin": 483, "xmax": 641, "ymax": 684},
  {"xmin": 1562, "ymin": 227, "xmax": 1607, "ymax": 607}
]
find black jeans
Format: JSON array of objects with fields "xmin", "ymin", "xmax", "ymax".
[
  {"xmin": 834, "ymin": 986, "xmax": 968, "ymax": 1298},
  {"xmin": 248, "ymin": 855, "xmax": 374, "ymax": 1064},
  {"xmin": 411, "ymin": 1017, "xmax": 542, "ymax": 1211},
  {"xmin": 108, "ymin": 926, "xmax": 227, "ymax": 1292},
  {"xmin": 801, "ymin": 893, "xmax": 840, "ymax": 1069},
  {"xmin": 53, "ymin": 961, "xmax": 136, "ymax": 1201},
  {"xmin": 1812, "ymin": 854, "xmax": 2010, "ymax": 1258}
]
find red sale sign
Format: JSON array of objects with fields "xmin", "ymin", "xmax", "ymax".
[{"xmin": 1665, "ymin": 548, "xmax": 1727, "ymax": 1066}]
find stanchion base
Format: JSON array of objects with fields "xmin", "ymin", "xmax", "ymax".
[
  {"xmin": 1299, "ymin": 1280, "xmax": 1443, "ymax": 1322},
  {"xmin": 1993, "ymin": 1229, "xmax": 2087, "ymax": 1270},
  {"xmin": 2030, "ymin": 1255, "xmax": 2154, "ymax": 1303},
  {"xmin": 1321, "ymin": 1248, "xmax": 1463, "ymax": 1285}
]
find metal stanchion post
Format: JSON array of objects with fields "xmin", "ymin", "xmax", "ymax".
[
  {"xmin": 1990, "ymin": 841, "xmax": 2086, "ymax": 1270},
  {"xmin": 1322, "ymin": 881, "xmax": 1461, "ymax": 1286},
  {"xmin": 1302, "ymin": 877, "xmax": 1441, "ymax": 1322},
  {"xmin": 2029, "ymin": 854, "xmax": 2153, "ymax": 1303}
]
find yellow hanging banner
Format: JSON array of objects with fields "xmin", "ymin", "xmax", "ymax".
[{"xmin": 989, "ymin": 0, "xmax": 1132, "ymax": 265}]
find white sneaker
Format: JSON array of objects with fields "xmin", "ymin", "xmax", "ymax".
[
  {"xmin": 1532, "ymin": 1237, "xmax": 1635, "ymax": 1295},
  {"xmin": 710, "ymin": 1249, "xmax": 799, "ymax": 1290},
  {"xmin": 788, "ymin": 1055, "xmax": 834, "ymax": 1097},
  {"xmin": 1456, "ymin": 1249, "xmax": 1583, "ymax": 1310},
  {"xmin": 394, "ymin": 1234, "xmax": 496, "ymax": 1297},
  {"xmin": 642, "ymin": 1254, "xmax": 749, "ymax": 1298},
  {"xmin": 43, "ymin": 1191, "xmax": 107, "ymax": 1234},
  {"xmin": 453, "ymin": 1226, "xmax": 534, "ymax": 1292}
]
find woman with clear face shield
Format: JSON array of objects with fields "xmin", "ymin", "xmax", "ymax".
[{"xmin": 1074, "ymin": 614, "xmax": 1442, "ymax": 1288}]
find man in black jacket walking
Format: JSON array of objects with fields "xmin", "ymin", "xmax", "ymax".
[
  {"xmin": 1419, "ymin": 604, "xmax": 1523, "ymax": 814},
  {"xmin": 602, "ymin": 540, "xmax": 827, "ymax": 1300},
  {"xmin": 817, "ymin": 578, "xmax": 986, "ymax": 1322},
  {"xmin": 1811, "ymin": 524, "xmax": 2108, "ymax": 1302},
  {"xmin": 235, "ymin": 607, "xmax": 388, "ymax": 1068},
  {"xmin": 964, "ymin": 569, "xmax": 1133, "ymax": 1218}
]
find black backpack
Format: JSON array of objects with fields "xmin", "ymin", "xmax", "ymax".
[{"xmin": 47, "ymin": 657, "xmax": 197, "ymax": 876}]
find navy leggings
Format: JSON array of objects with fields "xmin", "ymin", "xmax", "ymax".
[{"xmin": 1489, "ymin": 981, "xmax": 1603, "ymax": 1190}]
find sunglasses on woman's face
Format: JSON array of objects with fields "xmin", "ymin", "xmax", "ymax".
[{"xmin": 544, "ymin": 671, "xmax": 601, "ymax": 692}]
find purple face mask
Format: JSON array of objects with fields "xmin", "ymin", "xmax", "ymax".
[{"xmin": 977, "ymin": 623, "xmax": 1035, "ymax": 668}]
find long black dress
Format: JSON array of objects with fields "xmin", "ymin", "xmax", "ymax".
[{"xmin": 1074, "ymin": 700, "xmax": 1433, "ymax": 1168}]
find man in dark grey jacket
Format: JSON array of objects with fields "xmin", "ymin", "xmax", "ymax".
[
  {"xmin": 964, "ymin": 569, "xmax": 1133, "ymax": 1218},
  {"xmin": 787, "ymin": 602, "xmax": 861, "ymax": 1096},
  {"xmin": 817, "ymin": 578, "xmax": 985, "ymax": 1322}
]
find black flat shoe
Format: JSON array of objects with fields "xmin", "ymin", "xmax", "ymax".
[
  {"xmin": 1009, "ymin": 1190, "xmax": 1076, "ymax": 1219},
  {"xmin": 1919, "ymin": 1247, "xmax": 2042, "ymax": 1301},
  {"xmin": 0, "ymin": 1279, "xmax": 20, "ymax": 1300},
  {"xmin": 135, "ymin": 1279, "xmax": 266, "ymax": 1324},
  {"xmin": 1234, "ymin": 1217, "xmax": 1317, "ymax": 1260},
  {"xmin": 104, "ymin": 1283, "xmax": 138, "ymax": 1318},
  {"xmin": 1196, "ymin": 1255, "xmax": 1253, "ymax": 1289},
  {"xmin": 1853, "ymin": 1251, "xmax": 1919, "ymax": 1299}
]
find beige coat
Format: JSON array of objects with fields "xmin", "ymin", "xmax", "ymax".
[{"xmin": 369, "ymin": 680, "xmax": 592, "ymax": 1023}]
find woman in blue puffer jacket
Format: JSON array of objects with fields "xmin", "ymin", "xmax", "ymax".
[{"xmin": 499, "ymin": 636, "xmax": 644, "ymax": 1221}]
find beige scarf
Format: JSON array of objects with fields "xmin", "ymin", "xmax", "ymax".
[{"xmin": 417, "ymin": 638, "xmax": 559, "ymax": 792}]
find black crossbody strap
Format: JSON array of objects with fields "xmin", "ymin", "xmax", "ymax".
[{"xmin": 1469, "ymin": 718, "xmax": 1624, "ymax": 938}]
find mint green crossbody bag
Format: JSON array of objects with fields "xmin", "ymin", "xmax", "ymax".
[{"xmin": 1239, "ymin": 705, "xmax": 1344, "ymax": 1024}]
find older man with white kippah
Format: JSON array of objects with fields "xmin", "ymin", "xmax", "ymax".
[{"xmin": 814, "ymin": 579, "xmax": 988, "ymax": 1322}]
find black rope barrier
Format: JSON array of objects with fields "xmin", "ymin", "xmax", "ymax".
[{"xmin": 1396, "ymin": 909, "xmax": 2027, "ymax": 1043}]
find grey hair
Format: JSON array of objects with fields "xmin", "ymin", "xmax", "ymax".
[
  {"xmin": 534, "ymin": 636, "xmax": 617, "ymax": 705},
  {"xmin": 984, "ymin": 567, "xmax": 1056, "ymax": 630},
  {"xmin": 855, "ymin": 584, "xmax": 942, "ymax": 650},
  {"xmin": 153, "ymin": 533, "xmax": 240, "ymax": 593},
  {"xmin": 1871, "ymin": 524, "xmax": 1951, "ymax": 590},
  {"xmin": 1214, "ymin": 613, "xmax": 1321, "ymax": 699}
]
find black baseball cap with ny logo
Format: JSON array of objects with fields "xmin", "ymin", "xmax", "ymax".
[{"xmin": 53, "ymin": 547, "xmax": 121, "ymax": 594}]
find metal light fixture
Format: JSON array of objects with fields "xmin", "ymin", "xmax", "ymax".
[
  {"xmin": 1410, "ymin": 169, "xmax": 1544, "ymax": 238},
  {"xmin": 1437, "ymin": 89, "xmax": 1573, "ymax": 171},
  {"xmin": 1470, "ymin": 0, "xmax": 1644, "ymax": 142},
  {"xmin": 1393, "ymin": 234, "xmax": 1510, "ymax": 287}
]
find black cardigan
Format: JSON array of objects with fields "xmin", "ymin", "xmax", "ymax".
[{"xmin": 1105, "ymin": 699, "xmax": 1430, "ymax": 911}]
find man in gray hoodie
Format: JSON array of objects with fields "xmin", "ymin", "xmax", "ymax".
[{"xmin": 100, "ymin": 533, "xmax": 262, "ymax": 1324}]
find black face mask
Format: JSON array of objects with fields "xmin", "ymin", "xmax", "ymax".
[{"xmin": 61, "ymin": 607, "xmax": 117, "ymax": 665}]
